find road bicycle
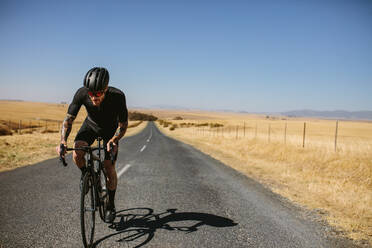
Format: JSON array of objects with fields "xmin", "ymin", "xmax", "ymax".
[{"xmin": 59, "ymin": 137, "xmax": 114, "ymax": 248}]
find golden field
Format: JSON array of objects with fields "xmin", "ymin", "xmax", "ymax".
[
  {"xmin": 151, "ymin": 110, "xmax": 372, "ymax": 246},
  {"xmin": 0, "ymin": 100, "xmax": 146, "ymax": 172}
]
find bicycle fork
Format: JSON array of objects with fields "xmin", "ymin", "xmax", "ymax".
[{"xmin": 85, "ymin": 165, "xmax": 99, "ymax": 213}]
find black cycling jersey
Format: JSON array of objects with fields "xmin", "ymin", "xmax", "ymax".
[{"xmin": 68, "ymin": 86, "xmax": 128, "ymax": 132}]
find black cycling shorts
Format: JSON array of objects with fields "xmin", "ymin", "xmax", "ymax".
[{"xmin": 74, "ymin": 119, "xmax": 118, "ymax": 161}]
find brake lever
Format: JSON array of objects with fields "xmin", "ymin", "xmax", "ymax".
[{"xmin": 59, "ymin": 144, "xmax": 68, "ymax": 167}]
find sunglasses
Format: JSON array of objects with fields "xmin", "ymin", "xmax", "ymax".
[{"xmin": 88, "ymin": 90, "xmax": 105, "ymax": 97}]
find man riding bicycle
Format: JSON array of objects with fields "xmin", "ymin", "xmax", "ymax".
[{"xmin": 57, "ymin": 67, "xmax": 128, "ymax": 223}]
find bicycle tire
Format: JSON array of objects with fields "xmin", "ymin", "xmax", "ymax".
[
  {"xmin": 81, "ymin": 172, "xmax": 96, "ymax": 248},
  {"xmin": 98, "ymin": 166, "xmax": 109, "ymax": 222}
]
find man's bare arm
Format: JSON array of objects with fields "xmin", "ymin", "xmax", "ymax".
[
  {"xmin": 113, "ymin": 121, "xmax": 128, "ymax": 143},
  {"xmin": 61, "ymin": 114, "xmax": 75, "ymax": 143}
]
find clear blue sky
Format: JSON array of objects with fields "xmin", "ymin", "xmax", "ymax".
[{"xmin": 1, "ymin": 0, "xmax": 371, "ymax": 112}]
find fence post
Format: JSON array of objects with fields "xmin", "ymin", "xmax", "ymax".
[
  {"xmin": 255, "ymin": 123, "xmax": 258, "ymax": 139},
  {"xmin": 334, "ymin": 120, "xmax": 339, "ymax": 152},
  {"xmin": 243, "ymin": 122, "xmax": 246, "ymax": 137},
  {"xmin": 303, "ymin": 122, "xmax": 306, "ymax": 148},
  {"xmin": 284, "ymin": 122, "xmax": 287, "ymax": 145}
]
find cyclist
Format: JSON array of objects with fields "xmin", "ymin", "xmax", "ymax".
[{"xmin": 57, "ymin": 67, "xmax": 128, "ymax": 223}]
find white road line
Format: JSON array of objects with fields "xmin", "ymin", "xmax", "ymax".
[
  {"xmin": 140, "ymin": 145, "xmax": 146, "ymax": 152},
  {"xmin": 118, "ymin": 164, "xmax": 132, "ymax": 178},
  {"xmin": 118, "ymin": 128, "xmax": 151, "ymax": 178},
  {"xmin": 147, "ymin": 129, "xmax": 153, "ymax": 142}
]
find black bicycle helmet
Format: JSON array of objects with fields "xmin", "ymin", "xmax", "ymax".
[{"xmin": 83, "ymin": 67, "xmax": 109, "ymax": 91}]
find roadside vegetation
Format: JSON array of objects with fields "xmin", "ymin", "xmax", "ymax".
[
  {"xmin": 158, "ymin": 119, "xmax": 224, "ymax": 130},
  {"xmin": 156, "ymin": 116, "xmax": 372, "ymax": 246},
  {"xmin": 129, "ymin": 112, "xmax": 158, "ymax": 121}
]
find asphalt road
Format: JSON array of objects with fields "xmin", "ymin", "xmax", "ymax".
[{"xmin": 0, "ymin": 122, "xmax": 359, "ymax": 248}]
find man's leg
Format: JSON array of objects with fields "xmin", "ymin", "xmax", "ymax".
[
  {"xmin": 104, "ymin": 159, "xmax": 118, "ymax": 190},
  {"xmin": 73, "ymin": 141, "xmax": 89, "ymax": 170},
  {"xmin": 73, "ymin": 141, "xmax": 90, "ymax": 192},
  {"xmin": 73, "ymin": 120, "xmax": 95, "ymax": 172},
  {"xmin": 104, "ymin": 154, "xmax": 118, "ymax": 223},
  {"xmin": 104, "ymin": 160, "xmax": 117, "ymax": 222}
]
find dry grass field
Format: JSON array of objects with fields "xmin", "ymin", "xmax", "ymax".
[
  {"xmin": 0, "ymin": 100, "xmax": 147, "ymax": 172},
  {"xmin": 153, "ymin": 110, "xmax": 372, "ymax": 246}
]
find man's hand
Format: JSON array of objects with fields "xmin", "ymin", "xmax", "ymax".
[
  {"xmin": 107, "ymin": 121, "xmax": 127, "ymax": 154},
  {"xmin": 56, "ymin": 141, "xmax": 67, "ymax": 158},
  {"xmin": 107, "ymin": 139, "xmax": 118, "ymax": 155}
]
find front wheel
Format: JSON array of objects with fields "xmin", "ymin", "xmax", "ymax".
[
  {"xmin": 81, "ymin": 173, "xmax": 96, "ymax": 248},
  {"xmin": 98, "ymin": 168, "xmax": 109, "ymax": 222}
]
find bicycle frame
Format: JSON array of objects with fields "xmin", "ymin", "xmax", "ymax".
[
  {"xmin": 59, "ymin": 137, "xmax": 111, "ymax": 214},
  {"xmin": 89, "ymin": 139, "xmax": 108, "ymax": 215},
  {"xmin": 81, "ymin": 138, "xmax": 106, "ymax": 211}
]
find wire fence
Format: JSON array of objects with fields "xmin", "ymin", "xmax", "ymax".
[
  {"xmin": 187, "ymin": 120, "xmax": 372, "ymax": 153},
  {"xmin": 0, "ymin": 118, "xmax": 142, "ymax": 136},
  {"xmin": 0, "ymin": 119, "xmax": 74, "ymax": 135}
]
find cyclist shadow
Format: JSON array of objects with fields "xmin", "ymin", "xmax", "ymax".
[{"xmin": 93, "ymin": 208, "xmax": 238, "ymax": 247}]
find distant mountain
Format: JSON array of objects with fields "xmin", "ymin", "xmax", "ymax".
[
  {"xmin": 149, "ymin": 104, "xmax": 194, "ymax": 110},
  {"xmin": 281, "ymin": 110, "xmax": 372, "ymax": 120},
  {"xmin": 0, "ymin": 99, "xmax": 24, "ymax": 102}
]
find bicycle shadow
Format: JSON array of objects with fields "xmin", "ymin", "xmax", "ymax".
[{"xmin": 93, "ymin": 208, "xmax": 238, "ymax": 247}]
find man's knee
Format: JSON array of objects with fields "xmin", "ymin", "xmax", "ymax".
[{"xmin": 73, "ymin": 141, "xmax": 88, "ymax": 163}]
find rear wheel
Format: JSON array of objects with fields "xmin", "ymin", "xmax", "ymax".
[{"xmin": 81, "ymin": 173, "xmax": 95, "ymax": 248}]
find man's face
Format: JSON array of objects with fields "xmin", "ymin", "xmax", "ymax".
[{"xmin": 88, "ymin": 88, "xmax": 107, "ymax": 106}]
